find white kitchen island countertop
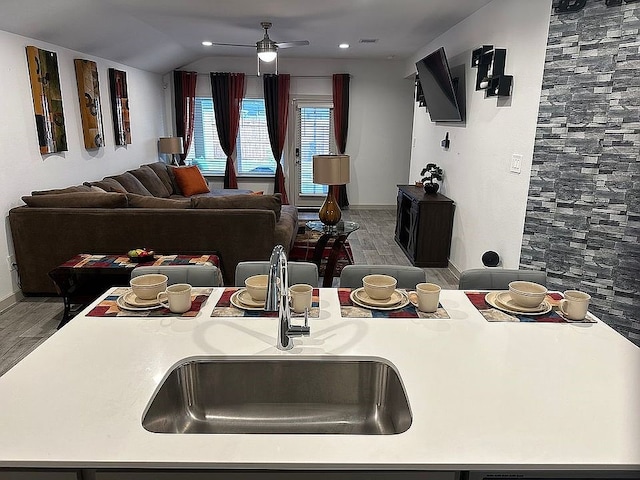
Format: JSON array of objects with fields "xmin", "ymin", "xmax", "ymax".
[{"xmin": 0, "ymin": 288, "xmax": 638, "ymax": 472}]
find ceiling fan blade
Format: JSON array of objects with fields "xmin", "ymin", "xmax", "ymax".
[
  {"xmin": 209, "ymin": 42, "xmax": 255, "ymax": 48},
  {"xmin": 275, "ymin": 40, "xmax": 310, "ymax": 49}
]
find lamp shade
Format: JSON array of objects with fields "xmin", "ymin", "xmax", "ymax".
[
  {"xmin": 158, "ymin": 137, "xmax": 184, "ymax": 155},
  {"xmin": 312, "ymin": 155, "xmax": 350, "ymax": 185}
]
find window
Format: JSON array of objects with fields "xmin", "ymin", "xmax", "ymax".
[
  {"xmin": 297, "ymin": 105, "xmax": 335, "ymax": 196},
  {"xmin": 186, "ymin": 98, "xmax": 275, "ymax": 176}
]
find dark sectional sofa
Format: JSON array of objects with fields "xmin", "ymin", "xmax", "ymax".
[{"xmin": 8, "ymin": 162, "xmax": 298, "ymax": 293}]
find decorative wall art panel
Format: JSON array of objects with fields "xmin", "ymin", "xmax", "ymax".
[
  {"xmin": 25, "ymin": 46, "xmax": 67, "ymax": 154},
  {"xmin": 74, "ymin": 59, "xmax": 104, "ymax": 149},
  {"xmin": 108, "ymin": 68, "xmax": 131, "ymax": 145}
]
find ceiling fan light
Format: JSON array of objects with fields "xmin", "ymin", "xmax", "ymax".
[{"xmin": 257, "ymin": 50, "xmax": 277, "ymax": 62}]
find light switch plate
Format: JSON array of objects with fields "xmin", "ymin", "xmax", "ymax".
[{"xmin": 510, "ymin": 154, "xmax": 522, "ymax": 174}]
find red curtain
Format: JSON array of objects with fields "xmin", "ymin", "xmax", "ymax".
[
  {"xmin": 332, "ymin": 74, "xmax": 350, "ymax": 208},
  {"xmin": 210, "ymin": 73, "xmax": 245, "ymax": 188},
  {"xmin": 173, "ymin": 71, "xmax": 198, "ymax": 165},
  {"xmin": 263, "ymin": 74, "xmax": 290, "ymax": 204}
]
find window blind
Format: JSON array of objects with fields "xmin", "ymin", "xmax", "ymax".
[
  {"xmin": 186, "ymin": 98, "xmax": 275, "ymax": 176},
  {"xmin": 297, "ymin": 105, "xmax": 336, "ymax": 195}
]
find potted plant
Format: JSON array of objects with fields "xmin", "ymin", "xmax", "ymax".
[{"xmin": 420, "ymin": 163, "xmax": 443, "ymax": 194}]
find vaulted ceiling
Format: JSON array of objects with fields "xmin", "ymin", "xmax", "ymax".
[{"xmin": 0, "ymin": 0, "xmax": 493, "ymax": 73}]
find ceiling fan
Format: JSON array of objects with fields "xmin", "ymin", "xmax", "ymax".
[{"xmin": 207, "ymin": 22, "xmax": 309, "ymax": 75}]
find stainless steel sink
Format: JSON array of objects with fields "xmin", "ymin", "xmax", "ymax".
[{"xmin": 142, "ymin": 357, "xmax": 412, "ymax": 434}]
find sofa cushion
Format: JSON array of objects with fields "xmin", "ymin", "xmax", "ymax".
[
  {"xmin": 32, "ymin": 185, "xmax": 92, "ymax": 195},
  {"xmin": 84, "ymin": 178, "xmax": 128, "ymax": 194},
  {"xmin": 166, "ymin": 166, "xmax": 182, "ymax": 195},
  {"xmin": 128, "ymin": 166, "xmax": 171, "ymax": 198},
  {"xmin": 126, "ymin": 193, "xmax": 191, "ymax": 209},
  {"xmin": 22, "ymin": 192, "xmax": 128, "ymax": 208},
  {"xmin": 275, "ymin": 205, "xmax": 299, "ymax": 252},
  {"xmin": 191, "ymin": 193, "xmax": 282, "ymax": 221},
  {"xmin": 106, "ymin": 172, "xmax": 153, "ymax": 196},
  {"xmin": 170, "ymin": 166, "xmax": 210, "ymax": 197},
  {"xmin": 143, "ymin": 162, "xmax": 175, "ymax": 195}
]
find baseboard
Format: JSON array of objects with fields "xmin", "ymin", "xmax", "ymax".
[
  {"xmin": 345, "ymin": 205, "xmax": 395, "ymax": 210},
  {"xmin": 0, "ymin": 290, "xmax": 24, "ymax": 314},
  {"xmin": 448, "ymin": 261, "xmax": 461, "ymax": 281}
]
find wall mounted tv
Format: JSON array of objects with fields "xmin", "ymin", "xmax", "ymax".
[{"xmin": 416, "ymin": 47, "xmax": 464, "ymax": 122}]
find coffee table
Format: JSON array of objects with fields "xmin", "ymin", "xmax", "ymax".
[
  {"xmin": 49, "ymin": 253, "xmax": 220, "ymax": 327},
  {"xmin": 306, "ymin": 221, "xmax": 359, "ymax": 287}
]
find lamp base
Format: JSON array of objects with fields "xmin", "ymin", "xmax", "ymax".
[{"xmin": 319, "ymin": 188, "xmax": 341, "ymax": 226}]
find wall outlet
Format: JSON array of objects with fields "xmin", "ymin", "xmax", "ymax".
[
  {"xmin": 6, "ymin": 255, "xmax": 16, "ymax": 272},
  {"xmin": 510, "ymin": 154, "xmax": 522, "ymax": 174}
]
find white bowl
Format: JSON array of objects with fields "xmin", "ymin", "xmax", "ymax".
[
  {"xmin": 362, "ymin": 274, "xmax": 397, "ymax": 300},
  {"xmin": 130, "ymin": 274, "xmax": 168, "ymax": 300},
  {"xmin": 245, "ymin": 274, "xmax": 269, "ymax": 301},
  {"xmin": 508, "ymin": 281, "xmax": 547, "ymax": 308}
]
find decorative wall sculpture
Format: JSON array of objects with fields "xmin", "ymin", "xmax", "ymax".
[
  {"xmin": 108, "ymin": 68, "xmax": 131, "ymax": 145},
  {"xmin": 25, "ymin": 46, "xmax": 67, "ymax": 154},
  {"xmin": 74, "ymin": 59, "xmax": 104, "ymax": 149}
]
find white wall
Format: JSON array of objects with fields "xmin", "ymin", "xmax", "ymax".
[
  {"xmin": 0, "ymin": 30, "xmax": 165, "ymax": 303},
  {"xmin": 173, "ymin": 56, "xmax": 415, "ymax": 205},
  {"xmin": 407, "ymin": 0, "xmax": 552, "ymax": 273}
]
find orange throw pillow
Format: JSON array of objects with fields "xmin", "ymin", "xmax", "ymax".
[{"xmin": 170, "ymin": 166, "xmax": 210, "ymax": 197}]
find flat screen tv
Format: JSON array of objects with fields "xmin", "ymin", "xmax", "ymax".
[{"xmin": 416, "ymin": 47, "xmax": 463, "ymax": 122}]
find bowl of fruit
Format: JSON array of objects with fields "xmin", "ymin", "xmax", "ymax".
[{"xmin": 127, "ymin": 248, "xmax": 155, "ymax": 263}]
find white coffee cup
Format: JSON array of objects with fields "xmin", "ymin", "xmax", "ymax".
[
  {"xmin": 289, "ymin": 284, "xmax": 313, "ymax": 313},
  {"xmin": 416, "ymin": 282, "xmax": 441, "ymax": 313},
  {"xmin": 559, "ymin": 290, "xmax": 591, "ymax": 321},
  {"xmin": 157, "ymin": 283, "xmax": 192, "ymax": 314}
]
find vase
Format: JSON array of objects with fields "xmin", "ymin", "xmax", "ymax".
[{"xmin": 423, "ymin": 183, "xmax": 439, "ymax": 194}]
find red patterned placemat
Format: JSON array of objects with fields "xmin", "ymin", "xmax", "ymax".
[
  {"xmin": 61, "ymin": 254, "xmax": 220, "ymax": 269},
  {"xmin": 338, "ymin": 288, "xmax": 449, "ymax": 319},
  {"xmin": 465, "ymin": 292, "xmax": 595, "ymax": 323},
  {"xmin": 211, "ymin": 287, "xmax": 320, "ymax": 318},
  {"xmin": 86, "ymin": 287, "xmax": 212, "ymax": 317}
]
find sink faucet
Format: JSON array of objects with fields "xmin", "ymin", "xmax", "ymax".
[{"xmin": 265, "ymin": 245, "xmax": 310, "ymax": 350}]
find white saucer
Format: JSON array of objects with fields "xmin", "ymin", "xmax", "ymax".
[
  {"xmin": 495, "ymin": 292, "xmax": 548, "ymax": 313},
  {"xmin": 485, "ymin": 291, "xmax": 551, "ymax": 316},
  {"xmin": 236, "ymin": 288, "xmax": 265, "ymax": 307},
  {"xmin": 116, "ymin": 295, "xmax": 162, "ymax": 311},
  {"xmin": 350, "ymin": 289, "xmax": 409, "ymax": 311},
  {"xmin": 353, "ymin": 287, "xmax": 404, "ymax": 307},
  {"xmin": 230, "ymin": 290, "xmax": 265, "ymax": 311},
  {"xmin": 122, "ymin": 290, "xmax": 161, "ymax": 308}
]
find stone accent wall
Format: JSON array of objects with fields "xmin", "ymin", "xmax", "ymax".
[{"xmin": 521, "ymin": 0, "xmax": 639, "ymax": 344}]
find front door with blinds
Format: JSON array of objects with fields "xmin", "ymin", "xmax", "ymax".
[{"xmin": 289, "ymin": 99, "xmax": 336, "ymax": 207}]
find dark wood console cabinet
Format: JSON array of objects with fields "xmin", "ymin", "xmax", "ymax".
[{"xmin": 395, "ymin": 185, "xmax": 454, "ymax": 267}]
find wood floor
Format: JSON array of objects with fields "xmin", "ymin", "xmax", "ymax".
[{"xmin": 0, "ymin": 208, "xmax": 458, "ymax": 377}]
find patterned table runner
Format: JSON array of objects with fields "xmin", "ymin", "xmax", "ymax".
[
  {"xmin": 87, "ymin": 287, "xmax": 212, "ymax": 317},
  {"xmin": 61, "ymin": 253, "xmax": 220, "ymax": 269},
  {"xmin": 465, "ymin": 292, "xmax": 596, "ymax": 323},
  {"xmin": 211, "ymin": 287, "xmax": 320, "ymax": 318},
  {"xmin": 338, "ymin": 288, "xmax": 450, "ymax": 319}
]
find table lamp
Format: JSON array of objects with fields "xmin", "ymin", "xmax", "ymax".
[
  {"xmin": 312, "ymin": 154, "xmax": 350, "ymax": 227},
  {"xmin": 158, "ymin": 137, "xmax": 184, "ymax": 165}
]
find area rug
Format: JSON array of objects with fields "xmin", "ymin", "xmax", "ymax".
[{"xmin": 289, "ymin": 228, "xmax": 353, "ymax": 278}]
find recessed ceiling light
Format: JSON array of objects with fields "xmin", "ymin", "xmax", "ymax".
[
  {"xmin": 202, "ymin": 41, "xmax": 213, "ymax": 47},
  {"xmin": 339, "ymin": 43, "xmax": 349, "ymax": 49}
]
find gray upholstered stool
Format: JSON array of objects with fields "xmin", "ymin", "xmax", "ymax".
[
  {"xmin": 458, "ymin": 268, "xmax": 547, "ymax": 290},
  {"xmin": 131, "ymin": 265, "xmax": 222, "ymax": 287},
  {"xmin": 339, "ymin": 265, "xmax": 427, "ymax": 290},
  {"xmin": 235, "ymin": 261, "xmax": 319, "ymax": 287}
]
